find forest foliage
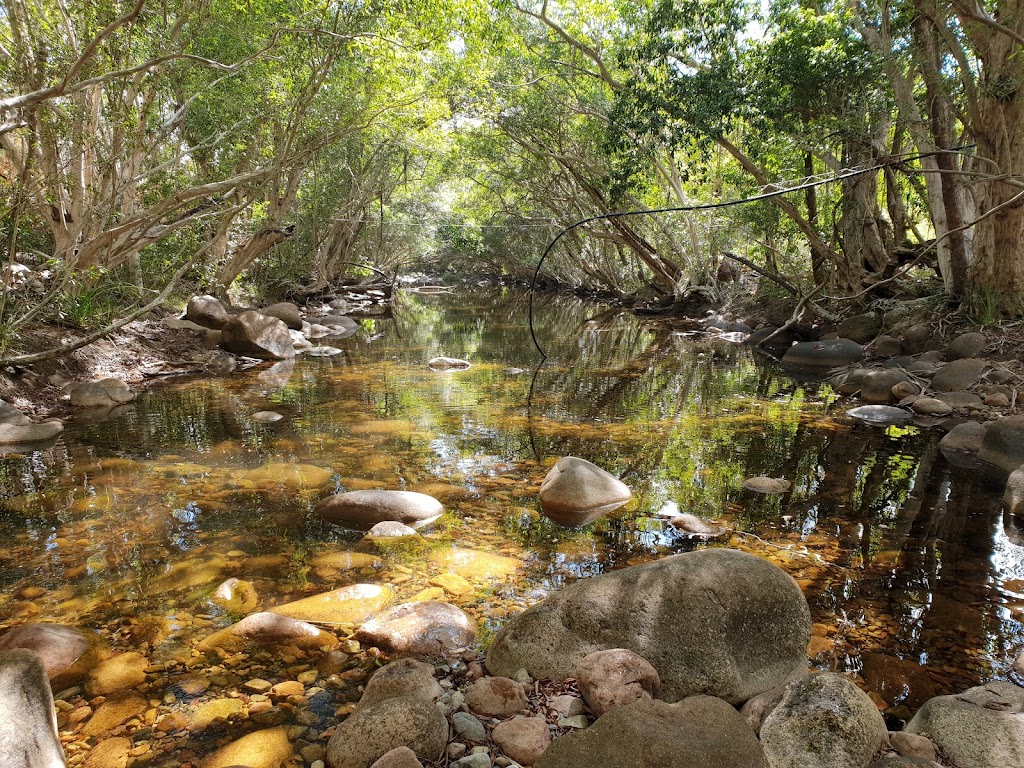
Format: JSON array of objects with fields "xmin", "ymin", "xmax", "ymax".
[{"xmin": 2, "ymin": 0, "xmax": 1024, "ymax": 342}]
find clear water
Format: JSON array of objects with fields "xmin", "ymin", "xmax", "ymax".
[{"xmin": 1, "ymin": 288, "xmax": 1022, "ymax": 758}]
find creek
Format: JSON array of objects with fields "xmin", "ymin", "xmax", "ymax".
[{"xmin": 0, "ymin": 288, "xmax": 1022, "ymax": 757}]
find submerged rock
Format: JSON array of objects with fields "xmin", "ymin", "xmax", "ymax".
[
  {"xmin": 743, "ymin": 476, "xmax": 793, "ymax": 494},
  {"xmin": 211, "ymin": 577, "xmax": 259, "ymax": 614},
  {"xmin": 669, "ymin": 513, "xmax": 728, "ymax": 538},
  {"xmin": 198, "ymin": 611, "xmax": 338, "ymax": 653},
  {"xmin": 486, "ymin": 548, "xmax": 811, "ymax": 705},
  {"xmin": 0, "ymin": 400, "xmax": 63, "ymax": 445},
  {"xmin": 203, "ymin": 726, "xmax": 291, "ymax": 768},
  {"xmin": 315, "ymin": 490, "xmax": 444, "ymax": 530},
  {"xmin": 270, "ymin": 583, "xmax": 395, "ymax": 625},
  {"xmin": 539, "ymin": 456, "xmax": 632, "ymax": 526},
  {"xmin": 0, "ymin": 622, "xmax": 109, "ymax": 690},
  {"xmin": 0, "ymin": 649, "xmax": 66, "ymax": 767},
  {"xmin": 427, "ymin": 357, "xmax": 472, "ymax": 371}
]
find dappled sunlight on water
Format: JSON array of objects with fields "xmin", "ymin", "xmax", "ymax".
[{"xmin": 0, "ymin": 288, "xmax": 1022, "ymax": 757}]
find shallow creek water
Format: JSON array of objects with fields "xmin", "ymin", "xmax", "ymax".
[{"xmin": 1, "ymin": 288, "xmax": 1023, "ymax": 762}]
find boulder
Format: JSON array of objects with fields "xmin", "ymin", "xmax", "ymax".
[
  {"xmin": 252, "ymin": 411, "xmax": 284, "ymax": 423},
  {"xmin": 782, "ymin": 339, "xmax": 863, "ymax": 368},
  {"xmin": 668, "ymin": 513, "xmax": 728, "ymax": 538},
  {"xmin": 0, "ymin": 649, "xmax": 65, "ymax": 767},
  {"xmin": 186, "ymin": 295, "xmax": 229, "ymax": 329},
  {"xmin": 260, "ymin": 302, "xmax": 303, "ymax": 330},
  {"xmin": 847, "ymin": 406, "xmax": 912, "ymax": 424},
  {"xmin": 978, "ymin": 415, "xmax": 1024, "ymax": 473},
  {"xmin": 69, "ymin": 378, "xmax": 135, "ymax": 408},
  {"xmin": 358, "ymin": 659, "xmax": 443, "ymax": 709},
  {"xmin": 911, "ymin": 398, "xmax": 953, "ymax": 417},
  {"xmin": 205, "ymin": 351, "xmax": 237, "ymax": 375},
  {"xmin": 465, "ymin": 676, "xmax": 529, "ymax": 716},
  {"xmin": 534, "ymin": 696, "xmax": 767, "ymax": 768},
  {"xmin": 743, "ymin": 476, "xmax": 792, "ymax": 494},
  {"xmin": 0, "ymin": 622, "xmax": 109, "ymax": 690},
  {"xmin": 747, "ymin": 327, "xmax": 799, "ymax": 350},
  {"xmin": 937, "ymin": 423, "xmax": 987, "ymax": 454},
  {"xmin": 325, "ymin": 695, "xmax": 448, "ymax": 768},
  {"xmin": 538, "ymin": 456, "xmax": 632, "ymax": 526},
  {"xmin": 873, "ymin": 335, "xmax": 903, "ymax": 357},
  {"xmin": 576, "ymin": 648, "xmax": 660, "ymax": 716},
  {"xmin": 355, "ymin": 601, "xmax": 476, "ymax": 657},
  {"xmin": 220, "ymin": 310, "xmax": 295, "ymax": 360},
  {"xmin": 315, "ymin": 490, "xmax": 443, "ymax": 530},
  {"xmin": 831, "ymin": 368, "xmax": 871, "ymax": 395},
  {"xmin": 486, "ymin": 549, "xmax": 811, "ymax": 705},
  {"xmin": 1006, "ymin": 465, "xmax": 1024, "ymax": 515},
  {"xmin": 760, "ymin": 672, "xmax": 889, "ymax": 768},
  {"xmin": 888, "ymin": 731, "xmax": 937, "ymax": 762},
  {"xmin": 861, "ymin": 370, "xmax": 912, "ymax": 404},
  {"xmin": 946, "ymin": 332, "xmax": 987, "ymax": 360},
  {"xmin": 931, "ymin": 358, "xmax": 987, "ymax": 392},
  {"xmin": 906, "ymin": 681, "xmax": 1024, "ymax": 768},
  {"xmin": 0, "ymin": 401, "xmax": 63, "ymax": 445},
  {"xmin": 492, "ymin": 716, "xmax": 551, "ymax": 766},
  {"xmin": 837, "ymin": 313, "xmax": 883, "ymax": 344}
]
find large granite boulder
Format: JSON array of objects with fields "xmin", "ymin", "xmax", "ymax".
[
  {"xmin": 315, "ymin": 490, "xmax": 443, "ymax": 530},
  {"xmin": 186, "ymin": 294, "xmax": 229, "ymax": 330},
  {"xmin": 325, "ymin": 695, "xmax": 448, "ymax": 768},
  {"xmin": 355, "ymin": 601, "xmax": 476, "ymax": 657},
  {"xmin": 760, "ymin": 672, "xmax": 888, "ymax": 768},
  {"xmin": 978, "ymin": 415, "xmax": 1024, "ymax": 473},
  {"xmin": 0, "ymin": 622, "xmax": 109, "ymax": 690},
  {"xmin": 782, "ymin": 339, "xmax": 863, "ymax": 368},
  {"xmin": 486, "ymin": 548, "xmax": 811, "ymax": 705},
  {"xmin": 220, "ymin": 310, "xmax": 295, "ymax": 360},
  {"xmin": 534, "ymin": 696, "xmax": 767, "ymax": 768},
  {"xmin": 905, "ymin": 681, "xmax": 1024, "ymax": 768},
  {"xmin": 538, "ymin": 456, "xmax": 632, "ymax": 526},
  {"xmin": 0, "ymin": 401, "xmax": 63, "ymax": 445},
  {"xmin": 0, "ymin": 649, "xmax": 66, "ymax": 766}
]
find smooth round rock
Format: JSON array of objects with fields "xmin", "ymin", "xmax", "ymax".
[
  {"xmin": 861, "ymin": 370, "xmax": 911, "ymax": 404},
  {"xmin": 847, "ymin": 406, "xmax": 912, "ymax": 424},
  {"xmin": 486, "ymin": 549, "xmax": 811, "ymax": 705},
  {"xmin": 197, "ymin": 612, "xmax": 338, "ymax": 654},
  {"xmin": 743, "ymin": 476, "xmax": 793, "ymax": 493},
  {"xmin": 69, "ymin": 378, "xmax": 135, "ymax": 408},
  {"xmin": 365, "ymin": 521, "xmax": 420, "ymax": 539},
  {"xmin": 0, "ymin": 401, "xmax": 64, "ymax": 445},
  {"xmin": 0, "ymin": 623, "xmax": 109, "ymax": 690},
  {"xmin": 979, "ymin": 415, "xmax": 1024, "ymax": 473},
  {"xmin": 669, "ymin": 514, "xmax": 728, "ymax": 538},
  {"xmin": 837, "ymin": 313, "xmax": 883, "ymax": 344},
  {"xmin": 369, "ymin": 747, "xmax": 424, "ymax": 768},
  {"xmin": 539, "ymin": 456, "xmax": 632, "ymax": 526},
  {"xmin": 428, "ymin": 357, "xmax": 471, "ymax": 370},
  {"xmin": 931, "ymin": 358, "xmax": 987, "ymax": 392},
  {"xmin": 946, "ymin": 332, "xmax": 987, "ymax": 360},
  {"xmin": 0, "ymin": 649, "xmax": 66, "ymax": 766},
  {"xmin": 782, "ymin": 338, "xmax": 863, "ymax": 368},
  {"xmin": 911, "ymin": 398, "xmax": 953, "ymax": 416},
  {"xmin": 252, "ymin": 411, "xmax": 284, "ymax": 423},
  {"xmin": 492, "ymin": 716, "xmax": 551, "ymax": 766},
  {"xmin": 939, "ymin": 422, "xmax": 986, "ymax": 453},
  {"xmin": 315, "ymin": 490, "xmax": 443, "ymax": 530},
  {"xmin": 186, "ymin": 295, "xmax": 229, "ymax": 330},
  {"xmin": 260, "ymin": 302, "xmax": 303, "ymax": 330},
  {"xmin": 465, "ymin": 677, "xmax": 529, "ymax": 716}
]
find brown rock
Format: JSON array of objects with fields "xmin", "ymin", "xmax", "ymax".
[
  {"xmin": 539, "ymin": 456, "xmax": 632, "ymax": 526},
  {"xmin": 359, "ymin": 658, "xmax": 444, "ymax": 709},
  {"xmin": 198, "ymin": 611, "xmax": 339, "ymax": 653},
  {"xmin": 492, "ymin": 716, "xmax": 552, "ymax": 765},
  {"xmin": 325, "ymin": 695, "xmax": 449, "ymax": 768},
  {"xmin": 576, "ymin": 648, "xmax": 660, "ymax": 716},
  {"xmin": 84, "ymin": 737, "xmax": 131, "ymax": 768},
  {"xmin": 465, "ymin": 676, "xmax": 529, "ymax": 716},
  {"xmin": 356, "ymin": 601, "xmax": 477, "ymax": 657},
  {"xmin": 203, "ymin": 726, "xmax": 292, "ymax": 768},
  {"xmin": 83, "ymin": 693, "xmax": 147, "ymax": 737},
  {"xmin": 220, "ymin": 310, "xmax": 296, "ymax": 360},
  {"xmin": 0, "ymin": 623, "xmax": 109, "ymax": 690}
]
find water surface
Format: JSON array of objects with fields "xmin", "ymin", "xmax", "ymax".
[{"xmin": 0, "ymin": 288, "xmax": 1021, "ymax": 752}]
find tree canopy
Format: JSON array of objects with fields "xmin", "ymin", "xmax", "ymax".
[{"xmin": 3, "ymin": 0, "xmax": 1024, "ymax": 338}]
